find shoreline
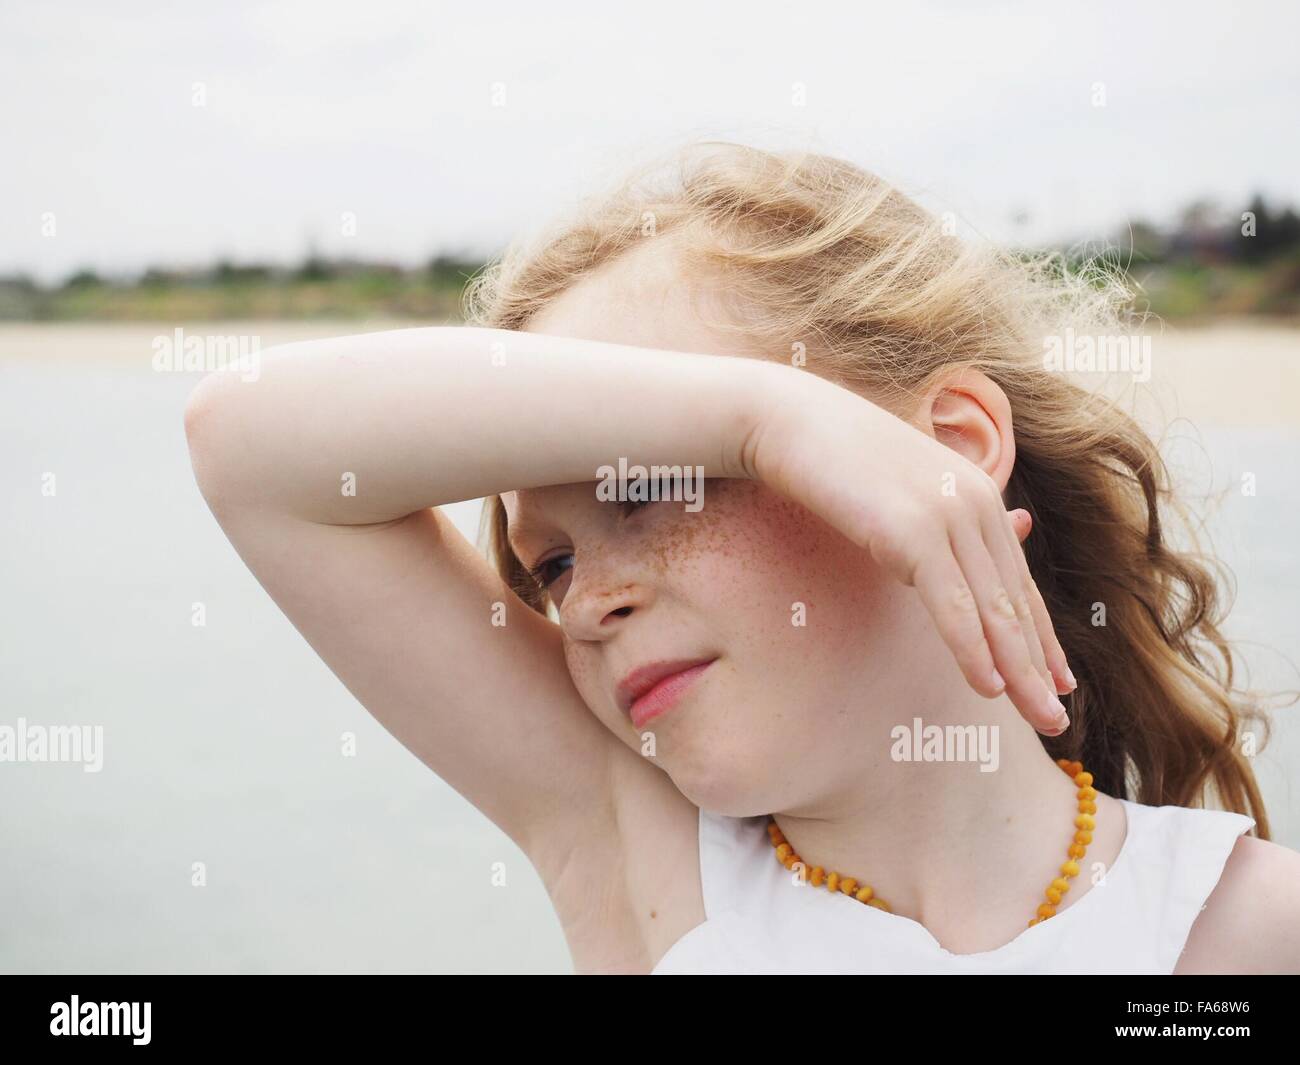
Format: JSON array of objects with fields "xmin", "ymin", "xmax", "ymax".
[{"xmin": 1, "ymin": 318, "xmax": 1297, "ymax": 431}]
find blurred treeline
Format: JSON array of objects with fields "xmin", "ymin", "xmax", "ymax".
[
  {"xmin": 2, "ymin": 194, "xmax": 1298, "ymax": 322},
  {"xmin": 1115, "ymin": 194, "xmax": 1300, "ymax": 319},
  {"xmin": 0, "ymin": 254, "xmax": 477, "ymax": 322}
]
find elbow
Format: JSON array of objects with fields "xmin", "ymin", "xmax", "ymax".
[
  {"xmin": 182, "ymin": 374, "xmax": 213, "ymax": 448},
  {"xmin": 183, "ymin": 370, "xmax": 244, "ymax": 510}
]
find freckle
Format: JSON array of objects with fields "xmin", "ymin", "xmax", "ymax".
[{"xmin": 650, "ymin": 909, "xmax": 657, "ymax": 919}]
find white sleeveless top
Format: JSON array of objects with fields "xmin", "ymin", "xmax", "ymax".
[{"xmin": 652, "ymin": 797, "xmax": 1255, "ymax": 974}]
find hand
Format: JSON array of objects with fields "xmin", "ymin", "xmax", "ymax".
[{"xmin": 748, "ymin": 374, "xmax": 1076, "ymax": 737}]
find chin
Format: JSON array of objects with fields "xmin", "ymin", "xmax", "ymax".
[{"xmin": 661, "ymin": 740, "xmax": 782, "ymax": 820}]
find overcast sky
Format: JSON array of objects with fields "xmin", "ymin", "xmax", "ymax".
[{"xmin": 2, "ymin": 0, "xmax": 1296, "ymax": 284}]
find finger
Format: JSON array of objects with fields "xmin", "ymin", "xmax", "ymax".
[
  {"xmin": 994, "ymin": 505, "xmax": 1076, "ymax": 695},
  {"xmin": 910, "ymin": 546, "xmax": 1008, "ymax": 698},
  {"xmin": 980, "ymin": 502, "xmax": 1054, "ymax": 699},
  {"xmin": 1009, "ymin": 508, "xmax": 1031, "ymax": 544},
  {"xmin": 949, "ymin": 516, "xmax": 1066, "ymax": 733}
]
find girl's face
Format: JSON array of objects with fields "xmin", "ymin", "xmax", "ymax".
[{"xmin": 501, "ymin": 243, "xmax": 934, "ymax": 817}]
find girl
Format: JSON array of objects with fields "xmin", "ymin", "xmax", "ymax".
[{"xmin": 184, "ymin": 141, "xmax": 1300, "ymax": 974}]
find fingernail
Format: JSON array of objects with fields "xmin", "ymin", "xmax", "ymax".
[
  {"xmin": 989, "ymin": 667, "xmax": 1007, "ymax": 693},
  {"xmin": 1063, "ymin": 667, "xmax": 1078, "ymax": 691},
  {"xmin": 1040, "ymin": 711, "xmax": 1070, "ymax": 737},
  {"xmin": 1040, "ymin": 682, "xmax": 1063, "ymax": 727}
]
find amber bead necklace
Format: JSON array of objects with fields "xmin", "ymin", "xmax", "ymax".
[{"xmin": 768, "ymin": 758, "xmax": 1097, "ymax": 928}]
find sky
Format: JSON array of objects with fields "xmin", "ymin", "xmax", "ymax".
[{"xmin": 1, "ymin": 0, "xmax": 1297, "ymax": 284}]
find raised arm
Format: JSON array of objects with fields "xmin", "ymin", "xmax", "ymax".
[
  {"xmin": 182, "ymin": 325, "xmax": 775, "ymax": 866},
  {"xmin": 184, "ymin": 325, "xmax": 766, "ymax": 522}
]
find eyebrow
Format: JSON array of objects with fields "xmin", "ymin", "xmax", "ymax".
[{"xmin": 504, "ymin": 510, "xmax": 552, "ymax": 559}]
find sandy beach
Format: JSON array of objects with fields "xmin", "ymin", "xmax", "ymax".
[{"xmin": 3, "ymin": 317, "xmax": 1297, "ymax": 426}]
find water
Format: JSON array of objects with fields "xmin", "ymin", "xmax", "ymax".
[
  {"xmin": 0, "ymin": 335, "xmax": 570, "ymax": 973},
  {"xmin": 2, "ymin": 324, "xmax": 1297, "ymax": 973}
]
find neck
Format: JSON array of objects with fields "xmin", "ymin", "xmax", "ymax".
[{"xmin": 770, "ymin": 679, "xmax": 1118, "ymax": 954}]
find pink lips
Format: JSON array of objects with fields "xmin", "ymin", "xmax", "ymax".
[{"xmin": 621, "ymin": 659, "xmax": 716, "ymax": 730}]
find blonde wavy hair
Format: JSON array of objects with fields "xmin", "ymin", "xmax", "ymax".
[{"xmin": 462, "ymin": 140, "xmax": 1283, "ymax": 835}]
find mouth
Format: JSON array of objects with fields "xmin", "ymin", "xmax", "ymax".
[{"xmin": 617, "ymin": 657, "xmax": 718, "ymax": 730}]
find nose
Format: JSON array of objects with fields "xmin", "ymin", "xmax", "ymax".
[{"xmin": 558, "ymin": 569, "xmax": 655, "ymax": 639}]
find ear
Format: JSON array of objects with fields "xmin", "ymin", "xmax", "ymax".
[{"xmin": 908, "ymin": 367, "xmax": 1016, "ymax": 493}]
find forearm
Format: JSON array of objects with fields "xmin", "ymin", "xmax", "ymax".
[{"xmin": 184, "ymin": 325, "xmax": 782, "ymax": 524}]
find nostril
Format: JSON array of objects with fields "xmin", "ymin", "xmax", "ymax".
[{"xmin": 610, "ymin": 606, "xmax": 633, "ymax": 617}]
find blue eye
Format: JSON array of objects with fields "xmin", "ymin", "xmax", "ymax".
[
  {"xmin": 526, "ymin": 500, "xmax": 656, "ymax": 589},
  {"xmin": 527, "ymin": 553, "xmax": 573, "ymax": 588}
]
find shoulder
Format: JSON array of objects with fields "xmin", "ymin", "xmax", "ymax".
[{"xmin": 1176, "ymin": 833, "xmax": 1300, "ymax": 974}]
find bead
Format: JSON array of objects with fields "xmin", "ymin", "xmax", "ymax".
[{"xmin": 768, "ymin": 763, "xmax": 1094, "ymax": 931}]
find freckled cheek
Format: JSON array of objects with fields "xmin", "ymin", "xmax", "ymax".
[
  {"xmin": 668, "ymin": 488, "xmax": 896, "ymax": 647},
  {"xmin": 556, "ymin": 486, "xmax": 906, "ymax": 724},
  {"xmin": 560, "ymin": 638, "xmax": 620, "ymax": 723}
]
